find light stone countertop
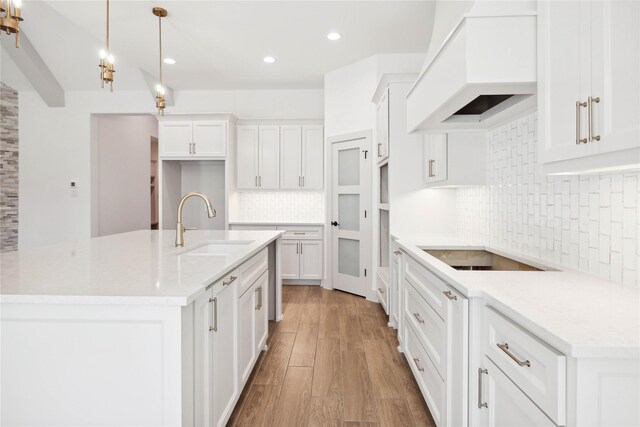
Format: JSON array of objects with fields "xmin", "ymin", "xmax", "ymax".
[
  {"xmin": 0, "ymin": 230, "xmax": 283, "ymax": 306},
  {"xmin": 393, "ymin": 233, "xmax": 640, "ymax": 359}
]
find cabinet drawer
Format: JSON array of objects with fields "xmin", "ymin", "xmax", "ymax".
[
  {"xmin": 206, "ymin": 269, "xmax": 239, "ymax": 292},
  {"xmin": 483, "ymin": 306, "xmax": 566, "ymax": 425},
  {"xmin": 404, "ymin": 279, "xmax": 446, "ymax": 380},
  {"xmin": 404, "ymin": 255, "xmax": 451, "ymax": 321},
  {"xmin": 404, "ymin": 317, "xmax": 445, "ymax": 427},
  {"xmin": 239, "ymin": 248, "xmax": 268, "ymax": 297},
  {"xmin": 278, "ymin": 225, "xmax": 323, "ymax": 240},
  {"xmin": 376, "ymin": 274, "xmax": 389, "ymax": 314}
]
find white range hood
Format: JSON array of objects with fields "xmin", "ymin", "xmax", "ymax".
[{"xmin": 406, "ymin": 12, "xmax": 537, "ymax": 132}]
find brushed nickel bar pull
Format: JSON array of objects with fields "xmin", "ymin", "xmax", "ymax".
[
  {"xmin": 255, "ymin": 287, "xmax": 261, "ymax": 310},
  {"xmin": 193, "ymin": 142, "xmax": 196, "ymax": 154},
  {"xmin": 296, "ymin": 243, "xmax": 299, "ymax": 254},
  {"xmin": 413, "ymin": 312, "xmax": 425, "ymax": 324},
  {"xmin": 378, "ymin": 287, "xmax": 384, "ymax": 293},
  {"xmin": 259, "ymin": 176, "xmax": 262, "ymax": 187},
  {"xmin": 393, "ymin": 250, "xmax": 402, "ymax": 255},
  {"xmin": 302, "ymin": 176, "xmax": 305, "ymax": 187},
  {"xmin": 428, "ymin": 159, "xmax": 435, "ymax": 177},
  {"xmin": 259, "ymin": 286, "xmax": 263, "ymax": 309},
  {"xmin": 300, "ymin": 243, "xmax": 303, "ymax": 254},
  {"xmin": 255, "ymin": 176, "xmax": 258, "ymax": 187},
  {"xmin": 478, "ymin": 368, "xmax": 488, "ymax": 408},
  {"xmin": 576, "ymin": 100, "xmax": 588, "ymax": 144},
  {"xmin": 413, "ymin": 357, "xmax": 425, "ymax": 372},
  {"xmin": 497, "ymin": 342, "xmax": 531, "ymax": 367},
  {"xmin": 443, "ymin": 290, "xmax": 457, "ymax": 300},
  {"xmin": 588, "ymin": 96, "xmax": 601, "ymax": 142},
  {"xmin": 210, "ymin": 297, "xmax": 218, "ymax": 332}
]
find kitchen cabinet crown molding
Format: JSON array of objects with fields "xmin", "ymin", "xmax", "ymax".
[{"xmin": 372, "ymin": 73, "xmax": 418, "ymax": 104}]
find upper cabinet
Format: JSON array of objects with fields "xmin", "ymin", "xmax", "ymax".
[
  {"xmin": 238, "ymin": 124, "xmax": 324, "ymax": 191},
  {"xmin": 406, "ymin": 13, "xmax": 537, "ymax": 132},
  {"xmin": 159, "ymin": 119, "xmax": 228, "ymax": 158},
  {"xmin": 423, "ymin": 132, "xmax": 486, "ymax": 188},
  {"xmin": 376, "ymin": 90, "xmax": 390, "ymax": 164},
  {"xmin": 538, "ymin": 0, "xmax": 640, "ymax": 174}
]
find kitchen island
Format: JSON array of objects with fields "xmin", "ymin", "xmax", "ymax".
[{"xmin": 1, "ymin": 229, "xmax": 284, "ymax": 427}]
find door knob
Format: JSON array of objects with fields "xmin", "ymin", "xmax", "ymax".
[{"xmin": 331, "ymin": 221, "xmax": 339, "ymax": 227}]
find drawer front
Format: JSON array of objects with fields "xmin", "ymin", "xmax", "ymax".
[
  {"xmin": 404, "ymin": 255, "xmax": 450, "ymax": 321},
  {"xmin": 278, "ymin": 225, "xmax": 323, "ymax": 240},
  {"xmin": 483, "ymin": 306, "xmax": 566, "ymax": 425},
  {"xmin": 206, "ymin": 269, "xmax": 239, "ymax": 293},
  {"xmin": 239, "ymin": 248, "xmax": 268, "ymax": 297},
  {"xmin": 404, "ymin": 279, "xmax": 447, "ymax": 380},
  {"xmin": 404, "ymin": 317, "xmax": 445, "ymax": 427},
  {"xmin": 377, "ymin": 275, "xmax": 389, "ymax": 314}
]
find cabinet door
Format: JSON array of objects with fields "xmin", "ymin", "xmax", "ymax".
[
  {"xmin": 237, "ymin": 125, "xmax": 259, "ymax": 190},
  {"xmin": 258, "ymin": 125, "xmax": 280, "ymax": 189},
  {"xmin": 211, "ymin": 284, "xmax": 237, "ymax": 427},
  {"xmin": 377, "ymin": 90, "xmax": 389, "ymax": 163},
  {"xmin": 538, "ymin": 1, "xmax": 592, "ymax": 164},
  {"xmin": 480, "ymin": 357, "xmax": 556, "ymax": 427},
  {"xmin": 238, "ymin": 286, "xmax": 256, "ymax": 385},
  {"xmin": 193, "ymin": 121, "xmax": 227, "ymax": 157},
  {"xmin": 254, "ymin": 271, "xmax": 269, "ymax": 353},
  {"xmin": 302, "ymin": 125, "xmax": 324, "ymax": 190},
  {"xmin": 300, "ymin": 240, "xmax": 323, "ymax": 280},
  {"xmin": 159, "ymin": 121, "xmax": 192, "ymax": 157},
  {"xmin": 280, "ymin": 125, "xmax": 303, "ymax": 189},
  {"xmin": 281, "ymin": 240, "xmax": 300, "ymax": 279},
  {"xmin": 590, "ymin": 0, "xmax": 640, "ymax": 155},
  {"xmin": 424, "ymin": 134, "xmax": 447, "ymax": 184},
  {"xmin": 194, "ymin": 288, "xmax": 213, "ymax": 427}
]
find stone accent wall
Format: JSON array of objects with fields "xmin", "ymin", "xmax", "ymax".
[{"xmin": 0, "ymin": 82, "xmax": 19, "ymax": 252}]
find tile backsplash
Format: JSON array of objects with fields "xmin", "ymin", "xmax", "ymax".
[
  {"xmin": 235, "ymin": 191, "xmax": 325, "ymax": 223},
  {"xmin": 457, "ymin": 112, "xmax": 639, "ymax": 286}
]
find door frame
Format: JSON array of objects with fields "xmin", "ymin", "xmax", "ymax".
[{"xmin": 325, "ymin": 130, "xmax": 374, "ymax": 299}]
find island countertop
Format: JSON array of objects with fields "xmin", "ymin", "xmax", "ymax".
[
  {"xmin": 393, "ymin": 233, "xmax": 640, "ymax": 359},
  {"xmin": 0, "ymin": 230, "xmax": 283, "ymax": 306}
]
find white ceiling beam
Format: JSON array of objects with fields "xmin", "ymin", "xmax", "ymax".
[
  {"xmin": 139, "ymin": 68, "xmax": 174, "ymax": 107},
  {"xmin": 1, "ymin": 32, "xmax": 65, "ymax": 107}
]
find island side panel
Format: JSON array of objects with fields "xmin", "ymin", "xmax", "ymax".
[{"xmin": 1, "ymin": 303, "xmax": 184, "ymax": 427}]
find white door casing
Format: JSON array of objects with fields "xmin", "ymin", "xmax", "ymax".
[{"xmin": 329, "ymin": 131, "xmax": 372, "ymax": 298}]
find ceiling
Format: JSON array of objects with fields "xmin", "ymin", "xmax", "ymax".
[{"xmin": 19, "ymin": 0, "xmax": 434, "ymax": 90}]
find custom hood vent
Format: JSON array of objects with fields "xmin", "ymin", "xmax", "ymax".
[{"xmin": 406, "ymin": 13, "xmax": 537, "ymax": 131}]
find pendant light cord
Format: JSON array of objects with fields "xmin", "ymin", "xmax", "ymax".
[{"xmin": 106, "ymin": 0, "xmax": 109, "ymax": 53}]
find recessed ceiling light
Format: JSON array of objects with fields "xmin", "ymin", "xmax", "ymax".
[
  {"xmin": 327, "ymin": 32, "xmax": 341, "ymax": 41},
  {"xmin": 163, "ymin": 58, "xmax": 176, "ymax": 65},
  {"xmin": 263, "ymin": 56, "xmax": 276, "ymax": 64}
]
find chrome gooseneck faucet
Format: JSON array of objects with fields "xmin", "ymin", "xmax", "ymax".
[{"xmin": 175, "ymin": 192, "xmax": 216, "ymax": 247}]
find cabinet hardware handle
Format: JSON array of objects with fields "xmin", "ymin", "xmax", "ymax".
[
  {"xmin": 299, "ymin": 176, "xmax": 301, "ymax": 187},
  {"xmin": 222, "ymin": 276, "xmax": 237, "ymax": 286},
  {"xmin": 300, "ymin": 243, "xmax": 303, "ymax": 254},
  {"xmin": 255, "ymin": 286, "xmax": 261, "ymax": 310},
  {"xmin": 378, "ymin": 143, "xmax": 382, "ymax": 157},
  {"xmin": 193, "ymin": 142, "xmax": 196, "ymax": 154},
  {"xmin": 413, "ymin": 312, "xmax": 425, "ymax": 324},
  {"xmin": 588, "ymin": 96, "xmax": 601, "ymax": 142},
  {"xmin": 378, "ymin": 287, "xmax": 384, "ymax": 293},
  {"xmin": 576, "ymin": 100, "xmax": 588, "ymax": 144},
  {"xmin": 413, "ymin": 357, "xmax": 425, "ymax": 372},
  {"xmin": 497, "ymin": 343, "xmax": 531, "ymax": 367},
  {"xmin": 211, "ymin": 297, "xmax": 218, "ymax": 332},
  {"xmin": 302, "ymin": 176, "xmax": 305, "ymax": 187},
  {"xmin": 255, "ymin": 176, "xmax": 258, "ymax": 187},
  {"xmin": 294, "ymin": 232, "xmax": 305, "ymax": 235},
  {"xmin": 478, "ymin": 368, "xmax": 488, "ymax": 408},
  {"xmin": 296, "ymin": 243, "xmax": 299, "ymax": 254},
  {"xmin": 259, "ymin": 176, "xmax": 262, "ymax": 187},
  {"xmin": 259, "ymin": 286, "xmax": 263, "ymax": 309},
  {"xmin": 393, "ymin": 250, "xmax": 402, "ymax": 256},
  {"xmin": 428, "ymin": 159, "xmax": 435, "ymax": 178},
  {"xmin": 443, "ymin": 290, "xmax": 457, "ymax": 300}
]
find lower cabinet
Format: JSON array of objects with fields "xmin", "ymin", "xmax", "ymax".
[
  {"xmin": 281, "ymin": 239, "xmax": 323, "ymax": 280},
  {"xmin": 479, "ymin": 357, "xmax": 556, "ymax": 427},
  {"xmin": 193, "ymin": 249, "xmax": 269, "ymax": 427},
  {"xmin": 194, "ymin": 275, "xmax": 237, "ymax": 427}
]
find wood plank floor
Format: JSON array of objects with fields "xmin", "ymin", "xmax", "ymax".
[{"xmin": 228, "ymin": 285, "xmax": 436, "ymax": 427}]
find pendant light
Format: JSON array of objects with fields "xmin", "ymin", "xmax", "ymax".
[
  {"xmin": 99, "ymin": 0, "xmax": 115, "ymax": 91},
  {"xmin": 0, "ymin": 0, "xmax": 24, "ymax": 48},
  {"xmin": 153, "ymin": 7, "xmax": 167, "ymax": 115}
]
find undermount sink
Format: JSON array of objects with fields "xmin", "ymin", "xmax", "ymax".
[
  {"xmin": 182, "ymin": 240, "xmax": 255, "ymax": 256},
  {"xmin": 424, "ymin": 249, "xmax": 551, "ymax": 271}
]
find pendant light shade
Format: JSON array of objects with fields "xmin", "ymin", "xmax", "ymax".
[{"xmin": 0, "ymin": 0, "xmax": 24, "ymax": 48}]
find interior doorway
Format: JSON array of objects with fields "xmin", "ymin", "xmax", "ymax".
[
  {"xmin": 329, "ymin": 130, "xmax": 372, "ymax": 298},
  {"xmin": 92, "ymin": 114, "xmax": 158, "ymax": 237}
]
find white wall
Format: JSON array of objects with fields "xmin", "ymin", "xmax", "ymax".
[
  {"xmin": 96, "ymin": 115, "xmax": 158, "ymax": 237},
  {"xmin": 17, "ymin": 88, "xmax": 323, "ymax": 249}
]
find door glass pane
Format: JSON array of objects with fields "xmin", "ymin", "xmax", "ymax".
[
  {"xmin": 338, "ymin": 148, "xmax": 360, "ymax": 186},
  {"xmin": 338, "ymin": 238, "xmax": 360, "ymax": 277},
  {"xmin": 338, "ymin": 194, "xmax": 360, "ymax": 231}
]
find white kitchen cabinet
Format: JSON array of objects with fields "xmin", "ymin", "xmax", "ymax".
[
  {"xmin": 299, "ymin": 240, "xmax": 323, "ymax": 280},
  {"xmin": 238, "ymin": 283, "xmax": 256, "ymax": 384},
  {"xmin": 376, "ymin": 89, "xmax": 390, "ymax": 164},
  {"xmin": 423, "ymin": 132, "xmax": 486, "ymax": 188},
  {"xmin": 254, "ymin": 272, "xmax": 269, "ymax": 353},
  {"xmin": 280, "ymin": 125, "xmax": 324, "ymax": 190},
  {"xmin": 236, "ymin": 125, "xmax": 280, "ymax": 190},
  {"xmin": 159, "ymin": 120, "xmax": 227, "ymax": 158},
  {"xmin": 538, "ymin": 0, "xmax": 640, "ymax": 173},
  {"xmin": 301, "ymin": 125, "xmax": 324, "ymax": 189},
  {"xmin": 194, "ymin": 273, "xmax": 237, "ymax": 427},
  {"xmin": 280, "ymin": 125, "xmax": 304, "ymax": 189},
  {"xmin": 280, "ymin": 240, "xmax": 300, "ymax": 279},
  {"xmin": 479, "ymin": 356, "xmax": 556, "ymax": 427}
]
